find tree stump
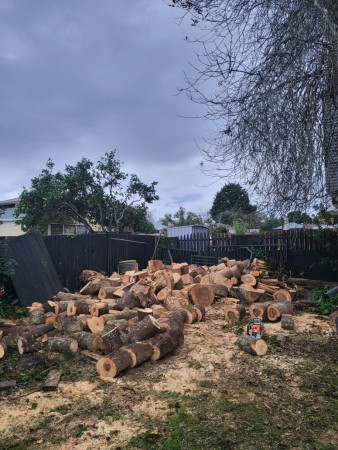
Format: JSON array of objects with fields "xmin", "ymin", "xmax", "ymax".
[
  {"xmin": 235, "ymin": 335, "xmax": 268, "ymax": 356},
  {"xmin": 96, "ymin": 349, "xmax": 133, "ymax": 378}
]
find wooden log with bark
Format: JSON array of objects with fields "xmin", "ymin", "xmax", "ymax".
[
  {"xmin": 137, "ymin": 308, "xmax": 153, "ymax": 321},
  {"xmin": 116, "ymin": 291, "xmax": 140, "ymax": 310},
  {"xmin": 0, "ymin": 343, "xmax": 7, "ymax": 359},
  {"xmin": 241, "ymin": 274, "xmax": 257, "ymax": 287},
  {"xmin": 235, "ymin": 335, "xmax": 268, "ymax": 356},
  {"xmin": 128, "ymin": 315, "xmax": 161, "ymax": 343},
  {"xmin": 148, "ymin": 260, "xmax": 164, "ymax": 272},
  {"xmin": 29, "ymin": 309, "xmax": 45, "ymax": 325},
  {"xmin": 67, "ymin": 300, "xmax": 90, "ymax": 316},
  {"xmin": 224, "ymin": 304, "xmax": 246, "ymax": 321},
  {"xmin": 48, "ymin": 336, "xmax": 78, "ymax": 354},
  {"xmin": 249, "ymin": 302, "xmax": 272, "ymax": 321},
  {"xmin": 18, "ymin": 338, "xmax": 44, "ymax": 355},
  {"xmin": 43, "ymin": 301, "xmax": 59, "ymax": 315},
  {"xmin": 148, "ymin": 327, "xmax": 184, "ymax": 361},
  {"xmin": 267, "ymin": 302, "xmax": 294, "ymax": 322},
  {"xmin": 97, "ymin": 286, "xmax": 120, "ymax": 300},
  {"xmin": 189, "ymin": 284, "xmax": 214, "ymax": 307},
  {"xmin": 122, "ymin": 342, "xmax": 153, "ymax": 367},
  {"xmin": 96, "ymin": 349, "xmax": 133, "ymax": 378},
  {"xmin": 273, "ymin": 289, "xmax": 297, "ymax": 302},
  {"xmin": 72, "ymin": 332, "xmax": 100, "ymax": 352},
  {"xmin": 79, "ymin": 270, "xmax": 105, "ymax": 286},
  {"xmin": 239, "ymin": 287, "xmax": 265, "ymax": 303},
  {"xmin": 193, "ymin": 304, "xmax": 206, "ymax": 321},
  {"xmin": 101, "ymin": 325, "xmax": 130, "ymax": 353},
  {"xmin": 90, "ymin": 302, "xmax": 110, "ymax": 317}
]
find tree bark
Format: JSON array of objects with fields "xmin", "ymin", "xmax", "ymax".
[
  {"xmin": 122, "ymin": 342, "xmax": 153, "ymax": 367},
  {"xmin": 96, "ymin": 349, "xmax": 133, "ymax": 378},
  {"xmin": 48, "ymin": 337, "xmax": 78, "ymax": 354},
  {"xmin": 128, "ymin": 315, "xmax": 161, "ymax": 343},
  {"xmin": 249, "ymin": 302, "xmax": 272, "ymax": 321},
  {"xmin": 235, "ymin": 335, "xmax": 268, "ymax": 356},
  {"xmin": 281, "ymin": 314, "xmax": 294, "ymax": 330},
  {"xmin": 267, "ymin": 302, "xmax": 294, "ymax": 322},
  {"xmin": 148, "ymin": 328, "xmax": 184, "ymax": 361},
  {"xmin": 90, "ymin": 302, "xmax": 110, "ymax": 317},
  {"xmin": 67, "ymin": 300, "xmax": 90, "ymax": 316},
  {"xmin": 224, "ymin": 304, "xmax": 246, "ymax": 321}
]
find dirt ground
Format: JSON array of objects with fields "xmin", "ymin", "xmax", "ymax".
[{"xmin": 1, "ymin": 303, "xmax": 337, "ymax": 449}]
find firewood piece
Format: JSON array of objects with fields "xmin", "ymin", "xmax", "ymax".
[
  {"xmin": 230, "ymin": 265, "xmax": 241, "ymax": 280},
  {"xmin": 116, "ymin": 291, "xmax": 140, "ymax": 310},
  {"xmin": 68, "ymin": 299, "xmax": 91, "ymax": 316},
  {"xmin": 181, "ymin": 306, "xmax": 198, "ymax": 324},
  {"xmin": 224, "ymin": 304, "xmax": 246, "ymax": 321},
  {"xmin": 260, "ymin": 278, "xmax": 279, "ymax": 286},
  {"xmin": 101, "ymin": 309, "xmax": 138, "ymax": 323},
  {"xmin": 128, "ymin": 315, "xmax": 161, "ymax": 343},
  {"xmin": 227, "ymin": 259, "xmax": 237, "ymax": 268},
  {"xmin": 53, "ymin": 292, "xmax": 90, "ymax": 302},
  {"xmin": 79, "ymin": 269, "xmax": 105, "ymax": 285},
  {"xmin": 149, "ymin": 328, "xmax": 184, "ymax": 361},
  {"xmin": 272, "ymin": 290, "xmax": 295, "ymax": 303},
  {"xmin": 104, "ymin": 319, "xmax": 128, "ymax": 332},
  {"xmin": 220, "ymin": 297, "xmax": 240, "ymax": 305},
  {"xmin": 18, "ymin": 338, "xmax": 44, "ymax": 354},
  {"xmin": 98, "ymin": 286, "xmax": 120, "ymax": 300},
  {"xmin": 134, "ymin": 291, "xmax": 149, "ymax": 309},
  {"xmin": 45, "ymin": 312, "xmax": 59, "ymax": 323},
  {"xmin": 193, "ymin": 274, "xmax": 202, "ymax": 283},
  {"xmin": 64, "ymin": 316, "xmax": 84, "ymax": 334},
  {"xmin": 86, "ymin": 316, "xmax": 105, "ymax": 334},
  {"xmin": 249, "ymin": 302, "xmax": 272, "ymax": 321},
  {"xmin": 148, "ymin": 260, "xmax": 164, "ymax": 272},
  {"xmin": 72, "ymin": 332, "xmax": 100, "ymax": 352},
  {"xmin": 241, "ymin": 274, "xmax": 257, "ymax": 286},
  {"xmin": 212, "ymin": 284, "xmax": 229, "ymax": 298},
  {"xmin": 151, "ymin": 305, "xmax": 167, "ymax": 317},
  {"xmin": 239, "ymin": 287, "xmax": 264, "ymax": 303},
  {"xmin": 257, "ymin": 282, "xmax": 275, "ymax": 294},
  {"xmin": 43, "ymin": 301, "xmax": 59, "ymax": 315},
  {"xmin": 0, "ymin": 380, "xmax": 16, "ymax": 391},
  {"xmin": 122, "ymin": 342, "xmax": 153, "ymax": 367},
  {"xmin": 101, "ymin": 326, "xmax": 130, "ymax": 353},
  {"xmin": 0, "ymin": 343, "xmax": 7, "ymax": 359},
  {"xmin": 43, "ymin": 369, "xmax": 61, "ymax": 391},
  {"xmin": 157, "ymin": 288, "xmax": 170, "ymax": 302},
  {"xmin": 96, "ymin": 349, "xmax": 133, "ymax": 378},
  {"xmin": 18, "ymin": 322, "xmax": 56, "ymax": 342},
  {"xmin": 90, "ymin": 302, "xmax": 109, "ymax": 317},
  {"xmin": 218, "ymin": 268, "xmax": 234, "ymax": 279},
  {"xmin": 48, "ymin": 337, "xmax": 78, "ymax": 354},
  {"xmin": 181, "ymin": 274, "xmax": 194, "ymax": 285},
  {"xmin": 165, "ymin": 309, "xmax": 187, "ymax": 329},
  {"xmin": 172, "ymin": 273, "xmax": 184, "ymax": 290},
  {"xmin": 267, "ymin": 302, "xmax": 294, "ymax": 322},
  {"xmin": 137, "ymin": 308, "xmax": 153, "ymax": 321},
  {"xmin": 29, "ymin": 309, "xmax": 45, "ymax": 325},
  {"xmin": 281, "ymin": 314, "xmax": 294, "ymax": 330},
  {"xmin": 235, "ymin": 335, "xmax": 268, "ymax": 356},
  {"xmin": 192, "ymin": 304, "xmax": 206, "ymax": 321},
  {"xmin": 163, "ymin": 295, "xmax": 186, "ymax": 310},
  {"xmin": 81, "ymin": 350, "xmax": 101, "ymax": 361},
  {"xmin": 189, "ymin": 284, "xmax": 214, "ymax": 307}
]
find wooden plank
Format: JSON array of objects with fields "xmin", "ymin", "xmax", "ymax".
[
  {"xmin": 43, "ymin": 369, "xmax": 61, "ymax": 391},
  {"xmin": 0, "ymin": 380, "xmax": 16, "ymax": 391},
  {"xmin": 5, "ymin": 232, "xmax": 63, "ymax": 306}
]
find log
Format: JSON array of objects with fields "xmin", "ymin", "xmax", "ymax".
[
  {"xmin": 224, "ymin": 304, "xmax": 246, "ymax": 321},
  {"xmin": 104, "ymin": 319, "xmax": 128, "ymax": 332},
  {"xmin": 165, "ymin": 309, "xmax": 187, "ymax": 329},
  {"xmin": 116, "ymin": 291, "xmax": 140, "ymax": 310},
  {"xmin": 267, "ymin": 302, "xmax": 294, "ymax": 322},
  {"xmin": 235, "ymin": 335, "xmax": 268, "ymax": 356},
  {"xmin": 97, "ymin": 286, "xmax": 120, "ymax": 300},
  {"xmin": 72, "ymin": 332, "xmax": 100, "ymax": 352},
  {"xmin": 48, "ymin": 337, "xmax": 78, "ymax": 354},
  {"xmin": 239, "ymin": 287, "xmax": 264, "ymax": 303},
  {"xmin": 163, "ymin": 296, "xmax": 186, "ymax": 310},
  {"xmin": 220, "ymin": 297, "xmax": 240, "ymax": 305},
  {"xmin": 173, "ymin": 273, "xmax": 184, "ymax": 290},
  {"xmin": 257, "ymin": 282, "xmax": 275, "ymax": 295},
  {"xmin": 101, "ymin": 309, "xmax": 138, "ymax": 323},
  {"xmin": 281, "ymin": 314, "xmax": 294, "ymax": 330},
  {"xmin": 90, "ymin": 302, "xmax": 110, "ymax": 317},
  {"xmin": 157, "ymin": 288, "xmax": 170, "ymax": 302},
  {"xmin": 45, "ymin": 312, "xmax": 59, "ymax": 323},
  {"xmin": 249, "ymin": 302, "xmax": 272, "ymax": 321},
  {"xmin": 0, "ymin": 343, "xmax": 7, "ymax": 359},
  {"xmin": 96, "ymin": 349, "xmax": 133, "ymax": 378},
  {"xmin": 43, "ymin": 301, "xmax": 59, "ymax": 315},
  {"xmin": 259, "ymin": 278, "xmax": 279, "ymax": 286},
  {"xmin": 79, "ymin": 269, "xmax": 105, "ymax": 285},
  {"xmin": 273, "ymin": 290, "xmax": 296, "ymax": 302},
  {"xmin": 151, "ymin": 305, "xmax": 167, "ymax": 317},
  {"xmin": 133, "ymin": 291, "xmax": 149, "ymax": 309},
  {"xmin": 53, "ymin": 292, "xmax": 91, "ymax": 302},
  {"xmin": 67, "ymin": 300, "xmax": 90, "ymax": 316},
  {"xmin": 101, "ymin": 325, "xmax": 130, "ymax": 353},
  {"xmin": 181, "ymin": 274, "xmax": 194, "ymax": 285},
  {"xmin": 241, "ymin": 274, "xmax": 257, "ymax": 287},
  {"xmin": 193, "ymin": 304, "xmax": 206, "ymax": 321},
  {"xmin": 181, "ymin": 306, "xmax": 198, "ymax": 324},
  {"xmin": 137, "ymin": 308, "xmax": 153, "ymax": 321},
  {"xmin": 148, "ymin": 260, "xmax": 164, "ymax": 272},
  {"xmin": 29, "ymin": 309, "xmax": 45, "ymax": 325},
  {"xmin": 86, "ymin": 316, "xmax": 105, "ymax": 334},
  {"xmin": 64, "ymin": 316, "xmax": 84, "ymax": 334},
  {"xmin": 189, "ymin": 284, "xmax": 214, "ymax": 307},
  {"xmin": 122, "ymin": 342, "xmax": 153, "ymax": 367},
  {"xmin": 230, "ymin": 265, "xmax": 241, "ymax": 280},
  {"xmin": 18, "ymin": 338, "xmax": 44, "ymax": 355},
  {"xmin": 148, "ymin": 327, "xmax": 184, "ymax": 361},
  {"xmin": 128, "ymin": 315, "xmax": 161, "ymax": 343},
  {"xmin": 43, "ymin": 369, "xmax": 61, "ymax": 391},
  {"xmin": 212, "ymin": 284, "xmax": 229, "ymax": 298}
]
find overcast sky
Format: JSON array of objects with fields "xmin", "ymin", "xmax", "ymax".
[{"xmin": 0, "ymin": 0, "xmax": 225, "ymax": 222}]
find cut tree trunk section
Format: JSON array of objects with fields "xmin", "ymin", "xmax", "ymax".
[
  {"xmin": 281, "ymin": 314, "xmax": 294, "ymax": 330},
  {"xmin": 249, "ymin": 302, "xmax": 272, "ymax": 321},
  {"xmin": 224, "ymin": 304, "xmax": 246, "ymax": 321},
  {"xmin": 235, "ymin": 335, "xmax": 268, "ymax": 356},
  {"xmin": 128, "ymin": 315, "xmax": 161, "ymax": 343},
  {"xmin": 189, "ymin": 284, "xmax": 214, "ymax": 307},
  {"xmin": 96, "ymin": 349, "xmax": 132, "ymax": 378},
  {"xmin": 267, "ymin": 302, "xmax": 294, "ymax": 322}
]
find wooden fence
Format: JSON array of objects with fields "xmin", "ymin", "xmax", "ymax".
[{"xmin": 43, "ymin": 233, "xmax": 157, "ymax": 292}]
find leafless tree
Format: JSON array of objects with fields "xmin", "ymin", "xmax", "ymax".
[{"xmin": 169, "ymin": 0, "xmax": 338, "ymax": 213}]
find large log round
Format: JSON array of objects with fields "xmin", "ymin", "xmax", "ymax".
[
  {"xmin": 128, "ymin": 315, "xmax": 161, "ymax": 343},
  {"xmin": 189, "ymin": 284, "xmax": 214, "ymax": 307},
  {"xmin": 96, "ymin": 349, "xmax": 132, "ymax": 378},
  {"xmin": 267, "ymin": 302, "xmax": 294, "ymax": 322}
]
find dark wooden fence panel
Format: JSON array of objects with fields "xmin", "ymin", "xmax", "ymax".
[
  {"xmin": 4, "ymin": 232, "xmax": 63, "ymax": 306},
  {"xmin": 43, "ymin": 233, "xmax": 156, "ymax": 292}
]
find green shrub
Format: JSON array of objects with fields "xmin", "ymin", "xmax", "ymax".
[{"xmin": 309, "ymin": 288, "xmax": 338, "ymax": 315}]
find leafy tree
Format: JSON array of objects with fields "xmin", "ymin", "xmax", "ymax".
[
  {"xmin": 287, "ymin": 211, "xmax": 313, "ymax": 224},
  {"xmin": 313, "ymin": 208, "xmax": 338, "ymax": 225},
  {"xmin": 121, "ymin": 205, "xmax": 157, "ymax": 234},
  {"xmin": 169, "ymin": 0, "xmax": 338, "ymax": 211},
  {"xmin": 15, "ymin": 151, "xmax": 159, "ymax": 234},
  {"xmin": 210, "ymin": 224, "xmax": 228, "ymax": 234},
  {"xmin": 161, "ymin": 206, "xmax": 203, "ymax": 227},
  {"xmin": 259, "ymin": 217, "xmax": 283, "ymax": 232},
  {"xmin": 210, "ymin": 183, "xmax": 256, "ymax": 224}
]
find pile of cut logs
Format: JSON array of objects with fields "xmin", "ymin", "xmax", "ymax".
[{"xmin": 0, "ymin": 257, "xmax": 301, "ymax": 379}]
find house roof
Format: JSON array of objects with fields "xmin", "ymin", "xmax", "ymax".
[{"xmin": 0, "ymin": 197, "xmax": 20, "ymax": 206}]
